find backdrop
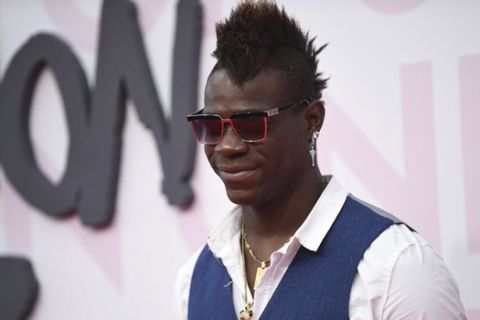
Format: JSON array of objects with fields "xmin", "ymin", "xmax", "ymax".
[{"xmin": 0, "ymin": 0, "xmax": 479, "ymax": 319}]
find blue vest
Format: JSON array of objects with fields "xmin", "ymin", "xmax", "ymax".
[{"xmin": 188, "ymin": 196, "xmax": 395, "ymax": 319}]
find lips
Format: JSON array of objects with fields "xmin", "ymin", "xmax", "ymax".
[{"xmin": 216, "ymin": 165, "xmax": 260, "ymax": 184}]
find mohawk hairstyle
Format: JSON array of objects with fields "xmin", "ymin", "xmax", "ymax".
[{"xmin": 212, "ymin": 0, "xmax": 328, "ymax": 99}]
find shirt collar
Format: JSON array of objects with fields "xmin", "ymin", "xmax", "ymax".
[
  {"xmin": 294, "ymin": 175, "xmax": 348, "ymax": 251},
  {"xmin": 207, "ymin": 205, "xmax": 242, "ymax": 260}
]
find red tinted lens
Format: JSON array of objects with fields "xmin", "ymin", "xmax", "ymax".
[
  {"xmin": 232, "ymin": 116, "xmax": 267, "ymax": 142},
  {"xmin": 190, "ymin": 117, "xmax": 223, "ymax": 144}
]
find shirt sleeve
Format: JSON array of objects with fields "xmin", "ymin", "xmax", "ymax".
[{"xmin": 382, "ymin": 239, "xmax": 467, "ymax": 319}]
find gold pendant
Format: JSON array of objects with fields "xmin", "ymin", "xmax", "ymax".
[
  {"xmin": 253, "ymin": 262, "xmax": 268, "ymax": 290},
  {"xmin": 240, "ymin": 303, "xmax": 253, "ymax": 320},
  {"xmin": 239, "ymin": 309, "xmax": 252, "ymax": 320}
]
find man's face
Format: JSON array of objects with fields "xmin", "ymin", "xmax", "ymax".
[{"xmin": 203, "ymin": 68, "xmax": 312, "ymax": 207}]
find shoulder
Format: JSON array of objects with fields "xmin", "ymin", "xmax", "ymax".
[
  {"xmin": 172, "ymin": 247, "xmax": 205, "ymax": 320},
  {"xmin": 352, "ymin": 224, "xmax": 466, "ymax": 319}
]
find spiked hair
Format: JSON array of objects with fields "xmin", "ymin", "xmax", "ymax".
[{"xmin": 212, "ymin": 0, "xmax": 328, "ymax": 99}]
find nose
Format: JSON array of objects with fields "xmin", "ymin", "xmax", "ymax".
[{"xmin": 214, "ymin": 123, "xmax": 248, "ymax": 156}]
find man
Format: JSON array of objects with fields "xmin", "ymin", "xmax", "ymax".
[{"xmin": 174, "ymin": 1, "xmax": 466, "ymax": 319}]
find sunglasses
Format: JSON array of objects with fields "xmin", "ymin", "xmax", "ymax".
[{"xmin": 186, "ymin": 99, "xmax": 310, "ymax": 144}]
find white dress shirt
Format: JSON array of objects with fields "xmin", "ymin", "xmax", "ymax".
[{"xmin": 173, "ymin": 176, "xmax": 466, "ymax": 319}]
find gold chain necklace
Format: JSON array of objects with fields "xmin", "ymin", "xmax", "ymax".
[
  {"xmin": 242, "ymin": 222, "xmax": 271, "ymax": 289},
  {"xmin": 240, "ymin": 227, "xmax": 253, "ymax": 320},
  {"xmin": 239, "ymin": 221, "xmax": 271, "ymax": 320}
]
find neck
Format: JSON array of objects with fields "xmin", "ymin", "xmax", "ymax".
[{"xmin": 241, "ymin": 169, "xmax": 327, "ymax": 258}]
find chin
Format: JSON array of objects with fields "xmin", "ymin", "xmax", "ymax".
[{"xmin": 225, "ymin": 188, "xmax": 262, "ymax": 206}]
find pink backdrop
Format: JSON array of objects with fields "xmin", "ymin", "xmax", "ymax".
[{"xmin": 0, "ymin": 0, "xmax": 478, "ymax": 318}]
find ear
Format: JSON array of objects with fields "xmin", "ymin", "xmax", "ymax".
[{"xmin": 304, "ymin": 100, "xmax": 325, "ymax": 136}]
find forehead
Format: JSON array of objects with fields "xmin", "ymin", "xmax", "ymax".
[{"xmin": 204, "ymin": 68, "xmax": 289, "ymax": 116}]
